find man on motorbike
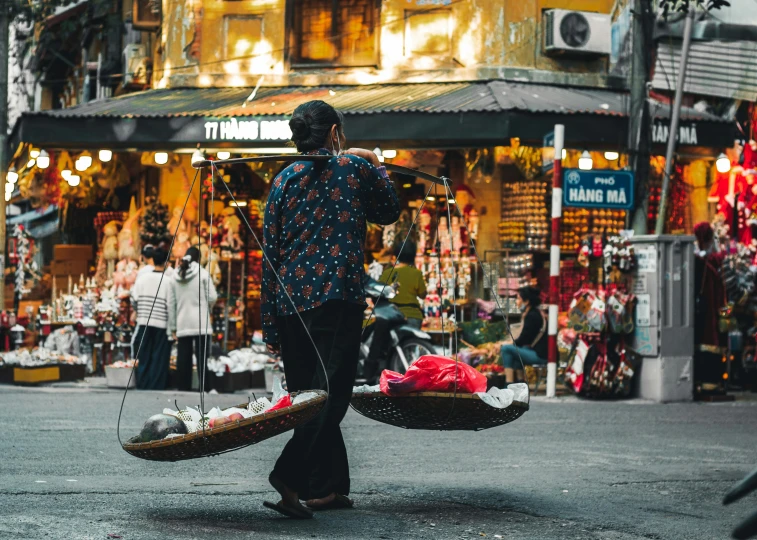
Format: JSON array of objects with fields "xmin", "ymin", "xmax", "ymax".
[{"xmin": 364, "ymin": 242, "xmax": 427, "ymax": 384}]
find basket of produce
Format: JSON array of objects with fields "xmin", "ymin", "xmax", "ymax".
[{"xmin": 122, "ymin": 389, "xmax": 327, "ymax": 462}]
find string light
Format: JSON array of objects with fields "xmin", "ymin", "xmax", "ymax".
[{"xmin": 37, "ymin": 150, "xmax": 50, "ymax": 169}]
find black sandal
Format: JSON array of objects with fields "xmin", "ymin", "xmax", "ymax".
[
  {"xmin": 265, "ymin": 473, "xmax": 313, "ymax": 519},
  {"xmin": 306, "ymin": 493, "xmax": 354, "ymax": 511}
]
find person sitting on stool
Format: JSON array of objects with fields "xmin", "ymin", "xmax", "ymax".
[{"xmin": 501, "ymin": 286, "xmax": 547, "ymax": 384}]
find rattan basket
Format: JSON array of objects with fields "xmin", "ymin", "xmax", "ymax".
[
  {"xmin": 122, "ymin": 390, "xmax": 327, "ymax": 461},
  {"xmin": 350, "ymin": 391, "xmax": 528, "ymax": 431}
]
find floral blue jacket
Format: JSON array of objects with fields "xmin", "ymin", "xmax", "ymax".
[{"xmin": 261, "ymin": 149, "xmax": 400, "ymax": 345}]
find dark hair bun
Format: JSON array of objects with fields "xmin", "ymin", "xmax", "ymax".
[
  {"xmin": 289, "ymin": 100, "xmax": 344, "ymax": 152},
  {"xmin": 289, "ymin": 116, "xmax": 312, "ymax": 143}
]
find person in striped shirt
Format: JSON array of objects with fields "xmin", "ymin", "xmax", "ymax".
[{"xmin": 131, "ymin": 245, "xmax": 172, "ymax": 390}]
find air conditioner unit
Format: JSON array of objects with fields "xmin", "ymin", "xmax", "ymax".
[
  {"xmin": 123, "ymin": 44, "xmax": 149, "ymax": 86},
  {"xmin": 543, "ymin": 10, "xmax": 611, "ymax": 56}
]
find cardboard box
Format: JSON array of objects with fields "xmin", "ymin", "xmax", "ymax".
[
  {"xmin": 14, "ymin": 366, "xmax": 60, "ymax": 385},
  {"xmin": 52, "ymin": 259, "xmax": 90, "ymax": 277},
  {"xmin": 54, "ymin": 245, "xmax": 93, "ymax": 262}
]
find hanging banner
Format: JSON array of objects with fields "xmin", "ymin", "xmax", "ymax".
[{"xmin": 563, "ymin": 169, "xmax": 635, "ymax": 210}]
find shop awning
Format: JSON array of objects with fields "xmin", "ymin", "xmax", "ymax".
[{"xmin": 11, "ymin": 81, "xmax": 735, "ymax": 150}]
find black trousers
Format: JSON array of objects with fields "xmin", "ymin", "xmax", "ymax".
[
  {"xmin": 135, "ymin": 326, "xmax": 171, "ymax": 390},
  {"xmin": 272, "ymin": 300, "xmax": 364, "ymax": 500},
  {"xmin": 176, "ymin": 335, "xmax": 212, "ymax": 392}
]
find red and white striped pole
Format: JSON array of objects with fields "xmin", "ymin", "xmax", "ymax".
[{"xmin": 547, "ymin": 124, "xmax": 564, "ymax": 399}]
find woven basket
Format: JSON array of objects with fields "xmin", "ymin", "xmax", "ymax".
[
  {"xmin": 122, "ymin": 390, "xmax": 327, "ymax": 462},
  {"xmin": 350, "ymin": 391, "xmax": 528, "ymax": 431}
]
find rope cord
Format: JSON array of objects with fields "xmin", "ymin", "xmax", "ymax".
[
  {"xmin": 360, "ymin": 180, "xmax": 436, "ymax": 337},
  {"xmin": 211, "ymin": 162, "xmax": 331, "ymax": 397},
  {"xmin": 116, "ymin": 169, "xmax": 200, "ymax": 446},
  {"xmin": 443, "ymin": 182, "xmax": 528, "ymax": 376},
  {"xmin": 442, "ymin": 178, "xmax": 460, "ymax": 417}
]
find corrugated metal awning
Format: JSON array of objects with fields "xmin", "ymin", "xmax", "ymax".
[{"xmin": 652, "ymin": 39, "xmax": 757, "ymax": 101}]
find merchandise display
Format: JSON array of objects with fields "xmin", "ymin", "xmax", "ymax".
[
  {"xmin": 500, "ymin": 179, "xmax": 548, "ymax": 250},
  {"xmin": 561, "ymin": 209, "xmax": 626, "ymax": 252}
]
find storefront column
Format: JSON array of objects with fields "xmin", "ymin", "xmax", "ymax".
[{"xmin": 547, "ymin": 125, "xmax": 564, "ymax": 398}]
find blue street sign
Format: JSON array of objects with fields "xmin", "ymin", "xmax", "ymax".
[
  {"xmin": 542, "ymin": 131, "xmax": 555, "ymax": 174},
  {"xmin": 562, "ymin": 169, "xmax": 635, "ymax": 210}
]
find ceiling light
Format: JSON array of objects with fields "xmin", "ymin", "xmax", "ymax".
[
  {"xmin": 29, "ymin": 149, "xmax": 40, "ymax": 159},
  {"xmin": 36, "ymin": 150, "xmax": 50, "ymax": 169},
  {"xmin": 7, "ymin": 168, "xmax": 18, "ymax": 183},
  {"xmin": 716, "ymin": 153, "xmax": 731, "ymax": 174},
  {"xmin": 154, "ymin": 152, "xmax": 169, "ymax": 165},
  {"xmin": 61, "ymin": 169, "xmax": 72, "ymax": 180},
  {"xmin": 217, "ymin": 151, "xmax": 231, "ymax": 160},
  {"xmin": 27, "ymin": 159, "xmax": 35, "ymax": 168},
  {"xmin": 99, "ymin": 149, "xmax": 113, "ymax": 162},
  {"xmin": 562, "ymin": 149, "xmax": 567, "ymax": 160},
  {"xmin": 578, "ymin": 151, "xmax": 593, "ymax": 171},
  {"xmin": 68, "ymin": 175, "xmax": 81, "ymax": 187},
  {"xmin": 77, "ymin": 153, "xmax": 92, "ymax": 169},
  {"xmin": 426, "ymin": 196, "xmax": 435, "ymax": 201},
  {"xmin": 383, "ymin": 149, "xmax": 397, "ymax": 159},
  {"xmin": 75, "ymin": 158, "xmax": 88, "ymax": 172},
  {"xmin": 229, "ymin": 200, "xmax": 247, "ymax": 207},
  {"xmin": 604, "ymin": 151, "xmax": 619, "ymax": 161}
]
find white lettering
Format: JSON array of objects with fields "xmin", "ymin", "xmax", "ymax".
[{"xmin": 595, "ymin": 176, "xmax": 615, "ymax": 186}]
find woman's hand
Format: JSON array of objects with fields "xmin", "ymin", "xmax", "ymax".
[
  {"xmin": 266, "ymin": 343, "xmax": 280, "ymax": 356},
  {"xmin": 344, "ymin": 148, "xmax": 380, "ymax": 167}
]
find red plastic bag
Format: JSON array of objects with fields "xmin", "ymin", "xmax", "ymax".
[
  {"xmin": 379, "ymin": 355, "xmax": 487, "ymax": 396},
  {"xmin": 268, "ymin": 394, "xmax": 293, "ymax": 412}
]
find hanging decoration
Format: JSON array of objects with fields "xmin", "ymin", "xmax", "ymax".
[
  {"xmin": 139, "ymin": 196, "xmax": 171, "ymax": 247},
  {"xmin": 12, "ymin": 224, "xmax": 40, "ymax": 300},
  {"xmin": 508, "ymin": 140, "xmax": 543, "ymax": 181}
]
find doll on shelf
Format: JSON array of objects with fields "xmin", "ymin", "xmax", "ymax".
[
  {"xmin": 102, "ymin": 221, "xmax": 120, "ymax": 278},
  {"xmin": 454, "ymin": 185, "xmax": 478, "ymax": 243}
]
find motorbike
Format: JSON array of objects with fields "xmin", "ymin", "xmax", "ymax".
[{"xmin": 356, "ymin": 276, "xmax": 435, "ymax": 383}]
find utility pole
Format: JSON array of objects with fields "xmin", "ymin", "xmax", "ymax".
[
  {"xmin": 655, "ymin": 8, "xmax": 695, "ymax": 235},
  {"xmin": 629, "ymin": 0, "xmax": 653, "ymax": 234},
  {"xmin": 0, "ymin": 0, "xmax": 10, "ymax": 310}
]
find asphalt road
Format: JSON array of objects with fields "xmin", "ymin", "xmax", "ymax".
[{"xmin": 1, "ymin": 383, "xmax": 755, "ymax": 540}]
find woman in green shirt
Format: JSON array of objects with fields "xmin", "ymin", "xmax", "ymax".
[{"xmin": 365, "ymin": 243, "xmax": 427, "ymax": 383}]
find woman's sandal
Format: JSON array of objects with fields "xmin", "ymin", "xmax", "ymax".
[
  {"xmin": 306, "ymin": 493, "xmax": 354, "ymax": 511},
  {"xmin": 264, "ymin": 473, "xmax": 313, "ymax": 519}
]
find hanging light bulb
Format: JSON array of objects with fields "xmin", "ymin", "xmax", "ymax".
[
  {"xmin": 716, "ymin": 153, "xmax": 731, "ymax": 173},
  {"xmin": 61, "ymin": 169, "xmax": 72, "ymax": 181},
  {"xmin": 4, "ymin": 192, "xmax": 10, "ymax": 202},
  {"xmin": 373, "ymin": 147, "xmax": 385, "ymax": 163},
  {"xmin": 217, "ymin": 151, "xmax": 231, "ymax": 160},
  {"xmin": 29, "ymin": 148, "xmax": 40, "ymax": 159},
  {"xmin": 68, "ymin": 175, "xmax": 81, "ymax": 187},
  {"xmin": 75, "ymin": 158, "xmax": 88, "ymax": 172},
  {"xmin": 154, "ymin": 152, "xmax": 169, "ymax": 165},
  {"xmin": 99, "ymin": 149, "xmax": 113, "ymax": 162},
  {"xmin": 78, "ymin": 152, "xmax": 93, "ymax": 169},
  {"xmin": 578, "ymin": 151, "xmax": 593, "ymax": 171},
  {"xmin": 382, "ymin": 149, "xmax": 397, "ymax": 159},
  {"xmin": 36, "ymin": 150, "xmax": 50, "ymax": 169},
  {"xmin": 5, "ymin": 182, "xmax": 14, "ymax": 193},
  {"xmin": 6, "ymin": 168, "xmax": 18, "ymax": 183},
  {"xmin": 191, "ymin": 149, "xmax": 206, "ymax": 165},
  {"xmin": 604, "ymin": 151, "xmax": 619, "ymax": 161},
  {"xmin": 26, "ymin": 159, "xmax": 35, "ymax": 168},
  {"xmin": 561, "ymin": 148, "xmax": 567, "ymax": 160}
]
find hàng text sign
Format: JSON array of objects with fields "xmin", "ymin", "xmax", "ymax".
[{"xmin": 563, "ymin": 169, "xmax": 634, "ymax": 210}]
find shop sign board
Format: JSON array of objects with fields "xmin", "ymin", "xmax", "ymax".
[
  {"xmin": 202, "ymin": 117, "xmax": 291, "ymax": 142},
  {"xmin": 651, "ymin": 120, "xmax": 699, "ymax": 146},
  {"xmin": 562, "ymin": 169, "xmax": 634, "ymax": 209},
  {"xmin": 542, "ymin": 131, "xmax": 555, "ymax": 174}
]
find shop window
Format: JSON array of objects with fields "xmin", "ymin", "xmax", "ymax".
[
  {"xmin": 290, "ymin": 0, "xmax": 378, "ymax": 67},
  {"xmin": 223, "ymin": 15, "xmax": 263, "ymax": 61},
  {"xmin": 404, "ymin": 9, "xmax": 452, "ymax": 57}
]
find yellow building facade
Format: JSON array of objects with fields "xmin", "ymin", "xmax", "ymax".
[{"xmin": 156, "ymin": 0, "xmax": 615, "ymax": 89}]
